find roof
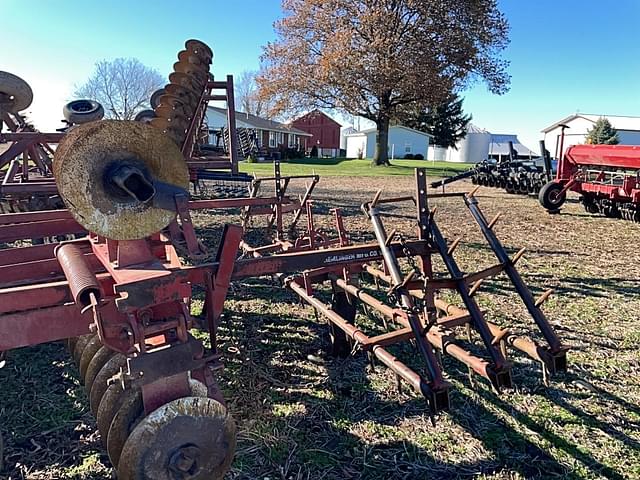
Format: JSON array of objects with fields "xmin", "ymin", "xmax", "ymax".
[
  {"xmin": 542, "ymin": 114, "xmax": 640, "ymax": 133},
  {"xmin": 207, "ymin": 107, "xmax": 311, "ymax": 136},
  {"xmin": 488, "ymin": 134, "xmax": 538, "ymax": 157},
  {"xmin": 345, "ymin": 125, "xmax": 433, "ymax": 138},
  {"xmin": 466, "ymin": 123, "xmax": 490, "ymax": 134},
  {"xmin": 290, "ymin": 109, "xmax": 343, "ymax": 127}
]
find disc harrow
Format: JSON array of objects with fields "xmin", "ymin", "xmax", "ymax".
[{"xmin": 1, "ymin": 43, "xmax": 569, "ymax": 480}]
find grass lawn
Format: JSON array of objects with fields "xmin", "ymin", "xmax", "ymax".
[{"xmin": 239, "ymin": 157, "xmax": 470, "ymax": 177}]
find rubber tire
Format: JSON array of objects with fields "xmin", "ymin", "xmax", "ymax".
[
  {"xmin": 63, "ymin": 99, "xmax": 104, "ymax": 124},
  {"xmin": 538, "ymin": 181, "xmax": 566, "ymax": 211},
  {"xmin": 150, "ymin": 88, "xmax": 166, "ymax": 109},
  {"xmin": 0, "ymin": 71, "xmax": 33, "ymax": 113},
  {"xmin": 134, "ymin": 109, "xmax": 156, "ymax": 123}
]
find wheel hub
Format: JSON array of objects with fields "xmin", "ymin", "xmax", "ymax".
[{"xmin": 168, "ymin": 444, "xmax": 202, "ymax": 478}]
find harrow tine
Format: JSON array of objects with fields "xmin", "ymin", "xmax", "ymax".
[
  {"xmin": 468, "ymin": 279, "xmax": 484, "ymax": 297},
  {"xmin": 447, "ymin": 237, "xmax": 461, "ymax": 255},
  {"xmin": 512, "ymin": 247, "xmax": 526, "ymax": 264},
  {"xmin": 467, "ymin": 185, "xmax": 481, "ymax": 198},
  {"xmin": 535, "ymin": 289, "xmax": 554, "ymax": 307},
  {"xmin": 487, "ymin": 212, "xmax": 502, "ymax": 230}
]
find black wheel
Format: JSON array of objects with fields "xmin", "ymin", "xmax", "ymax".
[
  {"xmin": 134, "ymin": 109, "xmax": 156, "ymax": 123},
  {"xmin": 581, "ymin": 196, "xmax": 598, "ymax": 214},
  {"xmin": 150, "ymin": 88, "xmax": 166, "ymax": 109},
  {"xmin": 63, "ymin": 99, "xmax": 104, "ymax": 124},
  {"xmin": 538, "ymin": 181, "xmax": 566, "ymax": 211}
]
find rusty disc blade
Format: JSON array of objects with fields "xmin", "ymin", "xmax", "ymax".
[
  {"xmin": 72, "ymin": 334, "xmax": 94, "ymax": 365},
  {"xmin": 153, "ymin": 106, "xmax": 191, "ymax": 126},
  {"xmin": 173, "ymin": 61, "xmax": 208, "ymax": 85},
  {"xmin": 96, "ymin": 382, "xmax": 124, "ymax": 442},
  {"xmin": 53, "ymin": 120, "xmax": 189, "ymax": 240},
  {"xmin": 164, "ymin": 83, "xmax": 200, "ymax": 108},
  {"xmin": 78, "ymin": 335, "xmax": 103, "ymax": 381},
  {"xmin": 84, "ymin": 346, "xmax": 113, "ymax": 394},
  {"xmin": 107, "ymin": 387, "xmax": 144, "ymax": 467},
  {"xmin": 169, "ymin": 72, "xmax": 203, "ymax": 96},
  {"xmin": 184, "ymin": 39, "xmax": 213, "ymax": 64},
  {"xmin": 177, "ymin": 50, "xmax": 209, "ymax": 71},
  {"xmin": 117, "ymin": 397, "xmax": 236, "ymax": 480},
  {"xmin": 155, "ymin": 102, "xmax": 194, "ymax": 122},
  {"xmin": 90, "ymin": 354, "xmax": 127, "ymax": 416}
]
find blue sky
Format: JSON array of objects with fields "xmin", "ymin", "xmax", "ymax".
[{"xmin": 2, "ymin": 0, "xmax": 639, "ymax": 153}]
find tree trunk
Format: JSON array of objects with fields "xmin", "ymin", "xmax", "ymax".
[{"xmin": 372, "ymin": 117, "xmax": 390, "ymax": 166}]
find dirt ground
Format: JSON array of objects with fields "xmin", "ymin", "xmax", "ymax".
[{"xmin": 1, "ymin": 175, "xmax": 639, "ymax": 479}]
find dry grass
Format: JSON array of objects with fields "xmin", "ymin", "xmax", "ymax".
[{"xmin": 1, "ymin": 175, "xmax": 639, "ymax": 479}]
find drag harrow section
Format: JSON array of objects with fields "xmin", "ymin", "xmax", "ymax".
[{"xmin": 280, "ymin": 171, "xmax": 568, "ymax": 418}]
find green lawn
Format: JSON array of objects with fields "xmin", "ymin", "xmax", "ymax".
[{"xmin": 238, "ymin": 157, "xmax": 471, "ymax": 177}]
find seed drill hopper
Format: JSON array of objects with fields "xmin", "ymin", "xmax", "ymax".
[{"xmin": 539, "ymin": 143, "xmax": 640, "ymax": 221}]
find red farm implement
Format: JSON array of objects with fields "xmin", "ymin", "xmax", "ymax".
[
  {"xmin": 539, "ymin": 144, "xmax": 640, "ymax": 221},
  {"xmin": 0, "ymin": 141, "xmax": 568, "ymax": 478},
  {"xmin": 0, "ymin": 41, "xmax": 249, "ymax": 214},
  {"xmin": 0, "ymin": 40, "xmax": 569, "ymax": 480}
]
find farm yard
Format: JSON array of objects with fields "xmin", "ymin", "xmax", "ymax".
[{"xmin": 1, "ymin": 174, "xmax": 638, "ymax": 480}]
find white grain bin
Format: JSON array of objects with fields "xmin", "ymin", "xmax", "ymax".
[{"xmin": 455, "ymin": 123, "xmax": 491, "ymax": 163}]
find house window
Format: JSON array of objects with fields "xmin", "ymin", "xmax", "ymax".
[
  {"xmin": 269, "ymin": 131, "xmax": 276, "ymax": 148},
  {"xmin": 277, "ymin": 132, "xmax": 284, "ymax": 145},
  {"xmin": 288, "ymin": 134, "xmax": 297, "ymax": 148},
  {"xmin": 405, "ymin": 143, "xmax": 412, "ymax": 153}
]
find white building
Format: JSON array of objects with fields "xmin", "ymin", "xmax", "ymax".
[
  {"xmin": 542, "ymin": 114, "xmax": 640, "ymax": 159},
  {"xmin": 428, "ymin": 123, "xmax": 538, "ymax": 163},
  {"xmin": 344, "ymin": 125, "xmax": 431, "ymax": 159}
]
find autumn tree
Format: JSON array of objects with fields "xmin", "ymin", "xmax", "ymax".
[
  {"xmin": 235, "ymin": 70, "xmax": 272, "ymax": 118},
  {"xmin": 399, "ymin": 94, "xmax": 472, "ymax": 149},
  {"xmin": 258, "ymin": 0, "xmax": 510, "ymax": 165},
  {"xmin": 75, "ymin": 58, "xmax": 164, "ymax": 120},
  {"xmin": 585, "ymin": 117, "xmax": 619, "ymax": 145}
]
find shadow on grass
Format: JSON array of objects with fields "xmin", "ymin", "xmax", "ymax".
[
  {"xmin": 0, "ymin": 343, "xmax": 109, "ymax": 478},
  {"xmin": 214, "ymin": 282, "xmax": 636, "ymax": 480}
]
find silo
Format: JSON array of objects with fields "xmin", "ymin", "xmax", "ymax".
[{"xmin": 456, "ymin": 124, "xmax": 491, "ymax": 163}]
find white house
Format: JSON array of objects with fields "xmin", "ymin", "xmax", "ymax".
[
  {"xmin": 344, "ymin": 125, "xmax": 431, "ymax": 159},
  {"xmin": 428, "ymin": 123, "xmax": 538, "ymax": 163},
  {"xmin": 206, "ymin": 106, "xmax": 310, "ymax": 150},
  {"xmin": 542, "ymin": 114, "xmax": 640, "ymax": 159}
]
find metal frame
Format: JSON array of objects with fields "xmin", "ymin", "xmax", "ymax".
[{"xmin": 0, "ymin": 165, "xmax": 569, "ymax": 473}]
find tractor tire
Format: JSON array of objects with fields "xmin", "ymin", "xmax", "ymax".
[
  {"xmin": 150, "ymin": 88, "xmax": 166, "ymax": 109},
  {"xmin": 538, "ymin": 181, "xmax": 566, "ymax": 212},
  {"xmin": 134, "ymin": 109, "xmax": 156, "ymax": 123},
  {"xmin": 63, "ymin": 100, "xmax": 104, "ymax": 124},
  {"xmin": 0, "ymin": 71, "xmax": 33, "ymax": 113}
]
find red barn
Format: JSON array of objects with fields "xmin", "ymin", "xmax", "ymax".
[{"xmin": 291, "ymin": 110, "xmax": 342, "ymax": 157}]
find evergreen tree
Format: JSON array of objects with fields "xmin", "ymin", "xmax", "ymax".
[
  {"xmin": 399, "ymin": 94, "xmax": 472, "ymax": 148},
  {"xmin": 585, "ymin": 117, "xmax": 619, "ymax": 145}
]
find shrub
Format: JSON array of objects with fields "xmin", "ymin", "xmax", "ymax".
[
  {"xmin": 413, "ymin": 153, "xmax": 424, "ymax": 160},
  {"xmin": 404, "ymin": 153, "xmax": 415, "ymax": 159}
]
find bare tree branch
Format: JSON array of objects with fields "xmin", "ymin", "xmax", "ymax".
[{"xmin": 75, "ymin": 58, "xmax": 164, "ymax": 120}]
